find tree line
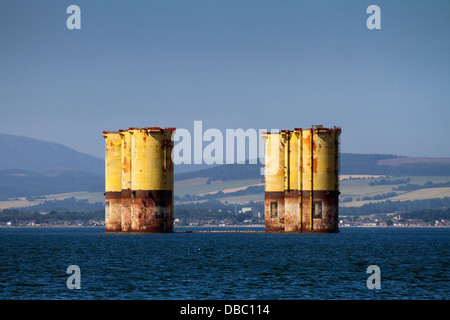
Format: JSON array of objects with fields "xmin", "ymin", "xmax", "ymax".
[
  {"xmin": 0, "ymin": 209, "xmax": 104, "ymax": 224},
  {"xmin": 340, "ymin": 197, "xmax": 450, "ymax": 216},
  {"xmin": 2, "ymin": 197, "xmax": 449, "ymax": 226},
  {"xmin": 393, "ymin": 181, "xmax": 450, "ymax": 192},
  {"xmin": 369, "ymin": 178, "xmax": 410, "ymax": 186},
  {"xmin": 400, "ymin": 207, "xmax": 450, "ymax": 223}
]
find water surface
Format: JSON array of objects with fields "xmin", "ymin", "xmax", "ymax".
[{"xmin": 0, "ymin": 227, "xmax": 448, "ymax": 299}]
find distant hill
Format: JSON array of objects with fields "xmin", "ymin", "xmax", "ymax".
[
  {"xmin": 0, "ymin": 133, "xmax": 104, "ymax": 199},
  {"xmin": 340, "ymin": 153, "xmax": 401, "ymax": 174},
  {"xmin": 175, "ymin": 163, "xmax": 263, "ymax": 182},
  {"xmin": 0, "ymin": 133, "xmax": 104, "ymax": 174},
  {"xmin": 377, "ymin": 157, "xmax": 450, "ymax": 166},
  {"xmin": 175, "ymin": 154, "xmax": 450, "ymax": 182},
  {"xmin": 0, "ymin": 169, "xmax": 103, "ymax": 200},
  {"xmin": 340, "ymin": 154, "xmax": 450, "ymax": 176}
]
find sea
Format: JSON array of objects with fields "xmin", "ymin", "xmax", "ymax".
[{"xmin": 0, "ymin": 226, "xmax": 448, "ymax": 300}]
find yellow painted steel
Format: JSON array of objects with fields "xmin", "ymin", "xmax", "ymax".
[
  {"xmin": 300, "ymin": 129, "xmax": 313, "ymax": 192},
  {"xmin": 262, "ymin": 132, "xmax": 285, "ymax": 192},
  {"xmin": 130, "ymin": 128, "xmax": 152, "ymax": 191},
  {"xmin": 288, "ymin": 131, "xmax": 300, "ymax": 191},
  {"xmin": 264, "ymin": 127, "xmax": 341, "ymax": 193},
  {"xmin": 103, "ymin": 132, "xmax": 122, "ymax": 192},
  {"xmin": 313, "ymin": 128, "xmax": 341, "ymax": 191},
  {"xmin": 103, "ymin": 131, "xmax": 122, "ymax": 231},
  {"xmin": 156, "ymin": 128, "xmax": 175, "ymax": 190},
  {"xmin": 294, "ymin": 127, "xmax": 341, "ymax": 192},
  {"xmin": 282, "ymin": 131, "xmax": 290, "ymax": 191},
  {"xmin": 103, "ymin": 126, "xmax": 176, "ymax": 233},
  {"xmin": 293, "ymin": 129, "xmax": 303, "ymax": 230},
  {"xmin": 119, "ymin": 130, "xmax": 132, "ymax": 190},
  {"xmin": 130, "ymin": 128, "xmax": 173, "ymax": 191},
  {"xmin": 263, "ymin": 126, "xmax": 341, "ymax": 232}
]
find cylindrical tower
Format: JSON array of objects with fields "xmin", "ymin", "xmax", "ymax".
[
  {"xmin": 300, "ymin": 126, "xmax": 341, "ymax": 233},
  {"xmin": 162, "ymin": 127, "xmax": 176, "ymax": 231},
  {"xmin": 262, "ymin": 131, "xmax": 286, "ymax": 232},
  {"xmin": 119, "ymin": 129, "xmax": 132, "ymax": 232},
  {"xmin": 263, "ymin": 126, "xmax": 341, "ymax": 233},
  {"xmin": 103, "ymin": 131, "xmax": 122, "ymax": 232},
  {"xmin": 307, "ymin": 126, "xmax": 341, "ymax": 232},
  {"xmin": 129, "ymin": 127, "xmax": 176, "ymax": 232},
  {"xmin": 284, "ymin": 129, "xmax": 300, "ymax": 232},
  {"xmin": 301, "ymin": 128, "xmax": 314, "ymax": 232}
]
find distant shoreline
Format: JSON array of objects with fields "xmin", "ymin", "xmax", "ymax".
[{"xmin": 0, "ymin": 224, "xmax": 448, "ymax": 229}]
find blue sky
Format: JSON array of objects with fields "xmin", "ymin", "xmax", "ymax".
[{"xmin": 0, "ymin": 0, "xmax": 449, "ymax": 159}]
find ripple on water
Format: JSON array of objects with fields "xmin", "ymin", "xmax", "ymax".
[{"xmin": 0, "ymin": 227, "xmax": 448, "ymax": 299}]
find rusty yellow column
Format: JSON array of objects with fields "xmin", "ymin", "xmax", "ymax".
[
  {"xmin": 263, "ymin": 125, "xmax": 341, "ymax": 233},
  {"xmin": 119, "ymin": 129, "xmax": 132, "ymax": 232},
  {"xmin": 310, "ymin": 126, "xmax": 341, "ymax": 232},
  {"xmin": 103, "ymin": 131, "xmax": 122, "ymax": 232},
  {"xmin": 262, "ymin": 131, "xmax": 286, "ymax": 232},
  {"xmin": 284, "ymin": 130, "xmax": 302, "ymax": 232},
  {"xmin": 294, "ymin": 128, "xmax": 303, "ymax": 232},
  {"xmin": 300, "ymin": 128, "xmax": 314, "ymax": 232},
  {"xmin": 162, "ymin": 127, "xmax": 176, "ymax": 231},
  {"xmin": 129, "ymin": 127, "xmax": 176, "ymax": 232},
  {"xmin": 301, "ymin": 126, "xmax": 341, "ymax": 233}
]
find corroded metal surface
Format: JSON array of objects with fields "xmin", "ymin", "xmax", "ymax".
[
  {"xmin": 103, "ymin": 131, "xmax": 123, "ymax": 232},
  {"xmin": 300, "ymin": 190, "xmax": 339, "ymax": 233},
  {"xmin": 284, "ymin": 190, "xmax": 300, "ymax": 233},
  {"xmin": 264, "ymin": 191, "xmax": 285, "ymax": 233},
  {"xmin": 131, "ymin": 190, "xmax": 173, "ymax": 233},
  {"xmin": 105, "ymin": 191, "xmax": 122, "ymax": 232},
  {"xmin": 263, "ymin": 126, "xmax": 341, "ymax": 233},
  {"xmin": 103, "ymin": 127, "xmax": 176, "ymax": 233},
  {"xmin": 121, "ymin": 189, "xmax": 132, "ymax": 232}
]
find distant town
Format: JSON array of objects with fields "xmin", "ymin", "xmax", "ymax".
[{"xmin": 1, "ymin": 204, "xmax": 448, "ymax": 228}]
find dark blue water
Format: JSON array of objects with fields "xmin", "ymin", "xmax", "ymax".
[{"xmin": 0, "ymin": 227, "xmax": 448, "ymax": 300}]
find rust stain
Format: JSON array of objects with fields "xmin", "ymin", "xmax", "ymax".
[
  {"xmin": 313, "ymin": 157, "xmax": 318, "ymax": 173},
  {"xmin": 264, "ymin": 191, "xmax": 285, "ymax": 233},
  {"xmin": 303, "ymin": 133, "xmax": 317, "ymax": 152},
  {"xmin": 284, "ymin": 191, "xmax": 300, "ymax": 233},
  {"xmin": 316, "ymin": 141, "xmax": 322, "ymax": 150},
  {"xmin": 122, "ymin": 156, "xmax": 130, "ymax": 173},
  {"xmin": 130, "ymin": 190, "xmax": 173, "ymax": 232},
  {"xmin": 121, "ymin": 195, "xmax": 132, "ymax": 232},
  {"xmin": 105, "ymin": 196, "xmax": 122, "ymax": 232},
  {"xmin": 303, "ymin": 134, "xmax": 311, "ymax": 151}
]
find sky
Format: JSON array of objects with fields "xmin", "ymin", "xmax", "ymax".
[{"xmin": 0, "ymin": 0, "xmax": 449, "ymax": 160}]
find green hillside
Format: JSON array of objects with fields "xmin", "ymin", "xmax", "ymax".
[{"xmin": 339, "ymin": 175, "xmax": 450, "ymax": 207}]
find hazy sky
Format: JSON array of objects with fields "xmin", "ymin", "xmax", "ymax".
[{"xmin": 1, "ymin": 0, "xmax": 449, "ymax": 159}]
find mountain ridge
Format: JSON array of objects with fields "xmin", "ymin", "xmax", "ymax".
[{"xmin": 0, "ymin": 133, "xmax": 104, "ymax": 174}]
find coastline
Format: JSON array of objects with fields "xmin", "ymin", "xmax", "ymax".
[{"xmin": 1, "ymin": 224, "xmax": 448, "ymax": 228}]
